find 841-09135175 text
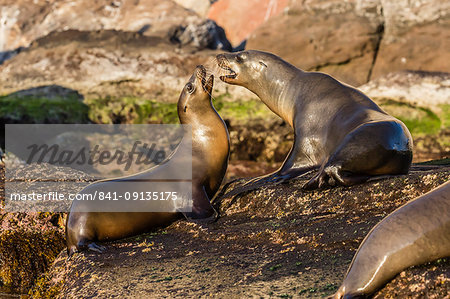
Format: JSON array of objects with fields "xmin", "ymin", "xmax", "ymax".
[{"xmin": 9, "ymin": 191, "xmax": 179, "ymax": 201}]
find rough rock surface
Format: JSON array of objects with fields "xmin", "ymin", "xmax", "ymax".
[
  {"xmin": 173, "ymin": 0, "xmax": 212, "ymax": 18},
  {"xmin": 0, "ymin": 30, "xmax": 215, "ymax": 101},
  {"xmin": 371, "ymin": 20, "xmax": 450, "ymax": 80},
  {"xmin": 246, "ymin": 7, "xmax": 381, "ymax": 86},
  {"xmin": 0, "ymin": 28, "xmax": 249, "ymax": 101},
  {"xmin": 169, "ymin": 19, "xmax": 232, "ymax": 51},
  {"xmin": 27, "ymin": 164, "xmax": 449, "ymax": 298},
  {"xmin": 0, "ymin": 0, "xmax": 201, "ymax": 52},
  {"xmin": 208, "ymin": 0, "xmax": 289, "ymax": 47},
  {"xmin": 359, "ymin": 70, "xmax": 450, "ymax": 109},
  {"xmin": 246, "ymin": 0, "xmax": 450, "ymax": 86},
  {"xmin": 0, "ymin": 164, "xmax": 67, "ymax": 294}
]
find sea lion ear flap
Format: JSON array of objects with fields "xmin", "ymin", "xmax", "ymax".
[
  {"xmin": 204, "ymin": 74, "xmax": 214, "ymax": 94},
  {"xmin": 259, "ymin": 61, "xmax": 267, "ymax": 68}
]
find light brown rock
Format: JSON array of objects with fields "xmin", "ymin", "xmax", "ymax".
[
  {"xmin": 208, "ymin": 0, "xmax": 289, "ymax": 47},
  {"xmin": 0, "ymin": 30, "xmax": 213, "ymax": 101},
  {"xmin": 246, "ymin": 0, "xmax": 450, "ymax": 85},
  {"xmin": 371, "ymin": 21, "xmax": 450, "ymax": 80},
  {"xmin": 0, "ymin": 0, "xmax": 201, "ymax": 52},
  {"xmin": 246, "ymin": 8, "xmax": 381, "ymax": 86}
]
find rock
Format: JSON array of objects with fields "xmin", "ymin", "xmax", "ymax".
[
  {"xmin": 246, "ymin": 0, "xmax": 450, "ymax": 86},
  {"xmin": 0, "ymin": 0, "xmax": 213, "ymax": 53},
  {"xmin": 246, "ymin": 2, "xmax": 381, "ymax": 86},
  {"xmin": 378, "ymin": 0, "xmax": 449, "ymax": 40},
  {"xmin": 0, "ymin": 165, "xmax": 66, "ymax": 294},
  {"xmin": 208, "ymin": 0, "xmax": 289, "ymax": 47},
  {"xmin": 358, "ymin": 71, "xmax": 450, "ymax": 110},
  {"xmin": 0, "ymin": 30, "xmax": 215, "ymax": 101},
  {"xmin": 8, "ymin": 85, "xmax": 84, "ymax": 101},
  {"xmin": 0, "ymin": 47, "xmax": 24, "ymax": 65},
  {"xmin": 173, "ymin": 0, "xmax": 211, "ymax": 17},
  {"xmin": 371, "ymin": 21, "xmax": 450, "ymax": 80},
  {"xmin": 0, "ymin": 85, "xmax": 89, "ymax": 124},
  {"xmin": 169, "ymin": 19, "xmax": 232, "ymax": 51},
  {"xmin": 228, "ymin": 119, "xmax": 293, "ymax": 163},
  {"xmin": 27, "ymin": 164, "xmax": 450, "ymax": 298}
]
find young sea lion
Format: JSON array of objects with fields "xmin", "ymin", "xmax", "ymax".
[
  {"xmin": 66, "ymin": 65, "xmax": 230, "ymax": 255},
  {"xmin": 216, "ymin": 50, "xmax": 412, "ymax": 191}
]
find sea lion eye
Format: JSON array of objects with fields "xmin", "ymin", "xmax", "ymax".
[
  {"xmin": 236, "ymin": 53, "xmax": 245, "ymax": 62},
  {"xmin": 186, "ymin": 83, "xmax": 195, "ymax": 94}
]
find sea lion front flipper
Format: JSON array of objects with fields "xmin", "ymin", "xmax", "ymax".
[
  {"xmin": 219, "ymin": 166, "xmax": 317, "ymax": 201},
  {"xmin": 243, "ymin": 165, "xmax": 317, "ymax": 189},
  {"xmin": 182, "ymin": 186, "xmax": 217, "ymax": 222}
]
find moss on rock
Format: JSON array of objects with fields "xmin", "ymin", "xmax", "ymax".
[
  {"xmin": 0, "ymin": 95, "xmax": 89, "ymax": 124},
  {"xmin": 378, "ymin": 99, "xmax": 442, "ymax": 135},
  {"xmin": 85, "ymin": 97, "xmax": 179, "ymax": 124},
  {"xmin": 0, "ymin": 228, "xmax": 65, "ymax": 294}
]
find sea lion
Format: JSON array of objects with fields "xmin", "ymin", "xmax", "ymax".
[
  {"xmin": 66, "ymin": 65, "xmax": 230, "ymax": 255},
  {"xmin": 333, "ymin": 181, "xmax": 450, "ymax": 298},
  {"xmin": 215, "ymin": 50, "xmax": 413, "ymax": 190}
]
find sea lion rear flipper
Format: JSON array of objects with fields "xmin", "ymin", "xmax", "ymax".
[
  {"xmin": 88, "ymin": 243, "xmax": 106, "ymax": 253},
  {"xmin": 303, "ymin": 165, "xmax": 371, "ymax": 190}
]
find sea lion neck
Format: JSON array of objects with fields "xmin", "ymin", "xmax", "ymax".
[{"xmin": 249, "ymin": 61, "xmax": 302, "ymax": 127}]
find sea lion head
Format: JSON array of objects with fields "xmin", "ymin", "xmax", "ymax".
[
  {"xmin": 178, "ymin": 65, "xmax": 214, "ymax": 124},
  {"xmin": 216, "ymin": 50, "xmax": 286, "ymax": 88}
]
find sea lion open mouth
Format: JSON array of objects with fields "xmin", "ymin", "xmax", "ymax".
[
  {"xmin": 195, "ymin": 65, "xmax": 214, "ymax": 92},
  {"xmin": 216, "ymin": 55, "xmax": 237, "ymax": 81},
  {"xmin": 219, "ymin": 69, "xmax": 237, "ymax": 81}
]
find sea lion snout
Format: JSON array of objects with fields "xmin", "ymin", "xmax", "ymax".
[
  {"xmin": 194, "ymin": 65, "xmax": 214, "ymax": 94},
  {"xmin": 216, "ymin": 54, "xmax": 237, "ymax": 82}
]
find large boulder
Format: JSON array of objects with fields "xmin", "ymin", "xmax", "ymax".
[
  {"xmin": 359, "ymin": 70, "xmax": 450, "ymax": 109},
  {"xmin": 371, "ymin": 20, "xmax": 450, "ymax": 80},
  {"xmin": 0, "ymin": 0, "xmax": 231, "ymax": 64},
  {"xmin": 0, "ymin": 0, "xmax": 199, "ymax": 51},
  {"xmin": 0, "ymin": 30, "xmax": 215, "ymax": 101},
  {"xmin": 173, "ymin": 0, "xmax": 212, "ymax": 18},
  {"xmin": 246, "ymin": 5, "xmax": 381, "ymax": 86},
  {"xmin": 246, "ymin": 0, "xmax": 449, "ymax": 86}
]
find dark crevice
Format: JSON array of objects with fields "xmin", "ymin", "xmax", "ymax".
[
  {"xmin": 367, "ymin": 8, "xmax": 385, "ymax": 82},
  {"xmin": 313, "ymin": 52, "xmax": 366, "ymax": 71}
]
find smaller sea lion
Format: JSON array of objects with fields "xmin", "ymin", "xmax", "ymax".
[
  {"xmin": 333, "ymin": 181, "xmax": 450, "ymax": 298},
  {"xmin": 65, "ymin": 65, "xmax": 230, "ymax": 255}
]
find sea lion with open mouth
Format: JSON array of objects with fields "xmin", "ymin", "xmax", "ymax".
[
  {"xmin": 66, "ymin": 65, "xmax": 230, "ymax": 255},
  {"xmin": 216, "ymin": 50, "xmax": 413, "ymax": 191}
]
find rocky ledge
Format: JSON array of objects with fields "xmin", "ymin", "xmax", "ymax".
[{"xmin": 24, "ymin": 163, "xmax": 449, "ymax": 298}]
